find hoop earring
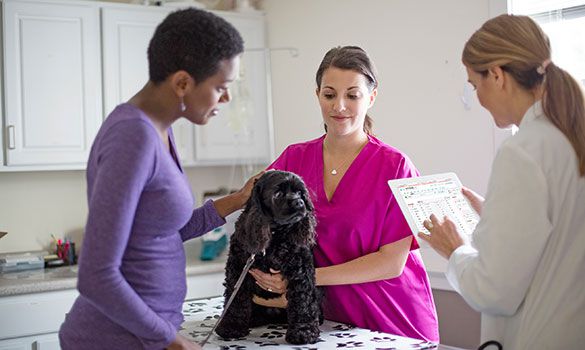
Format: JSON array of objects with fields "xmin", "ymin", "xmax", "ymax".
[{"xmin": 180, "ymin": 97, "xmax": 186, "ymax": 112}]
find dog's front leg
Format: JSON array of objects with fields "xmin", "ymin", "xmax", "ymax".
[
  {"xmin": 215, "ymin": 247, "xmax": 255, "ymax": 339},
  {"xmin": 282, "ymin": 249, "xmax": 321, "ymax": 344}
]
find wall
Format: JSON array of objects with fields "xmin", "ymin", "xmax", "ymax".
[
  {"xmin": 0, "ymin": 165, "xmax": 253, "ymax": 253},
  {"xmin": 264, "ymin": 0, "xmax": 496, "ymax": 194},
  {"xmin": 0, "ymin": 0, "xmax": 502, "ymax": 345},
  {"xmin": 263, "ymin": 0, "xmax": 497, "ymax": 347},
  {"xmin": 433, "ymin": 289, "xmax": 481, "ymax": 349},
  {"xmin": 0, "ymin": 0, "xmax": 500, "ymax": 253}
]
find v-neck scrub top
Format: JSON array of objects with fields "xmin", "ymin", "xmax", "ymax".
[
  {"xmin": 59, "ymin": 104, "xmax": 226, "ymax": 349},
  {"xmin": 270, "ymin": 135, "xmax": 439, "ymax": 342}
]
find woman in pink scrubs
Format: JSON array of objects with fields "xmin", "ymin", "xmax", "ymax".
[{"xmin": 250, "ymin": 46, "xmax": 439, "ymax": 342}]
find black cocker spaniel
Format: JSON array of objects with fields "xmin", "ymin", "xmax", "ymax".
[{"xmin": 215, "ymin": 170, "xmax": 322, "ymax": 344}]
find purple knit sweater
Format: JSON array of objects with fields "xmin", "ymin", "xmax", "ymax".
[{"xmin": 59, "ymin": 104, "xmax": 225, "ymax": 349}]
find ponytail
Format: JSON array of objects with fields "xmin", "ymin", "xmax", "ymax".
[{"xmin": 542, "ymin": 64, "xmax": 585, "ymax": 176}]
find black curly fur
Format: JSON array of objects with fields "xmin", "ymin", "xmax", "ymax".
[{"xmin": 215, "ymin": 171, "xmax": 322, "ymax": 344}]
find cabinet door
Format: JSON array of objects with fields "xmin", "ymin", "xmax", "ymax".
[
  {"xmin": 0, "ymin": 339, "xmax": 29, "ymax": 350},
  {"xmin": 193, "ymin": 14, "xmax": 274, "ymax": 165},
  {"xmin": 2, "ymin": 0, "xmax": 102, "ymax": 166},
  {"xmin": 32, "ymin": 334, "xmax": 60, "ymax": 350},
  {"xmin": 100, "ymin": 7, "xmax": 197, "ymax": 164},
  {"xmin": 101, "ymin": 7, "xmax": 170, "ymax": 116}
]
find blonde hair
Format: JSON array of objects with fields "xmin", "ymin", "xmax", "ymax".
[{"xmin": 462, "ymin": 14, "xmax": 585, "ymax": 176}]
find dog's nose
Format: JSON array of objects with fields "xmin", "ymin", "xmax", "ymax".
[{"xmin": 291, "ymin": 198, "xmax": 304, "ymax": 209}]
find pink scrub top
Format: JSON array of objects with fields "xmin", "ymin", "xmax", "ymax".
[{"xmin": 270, "ymin": 134, "xmax": 439, "ymax": 342}]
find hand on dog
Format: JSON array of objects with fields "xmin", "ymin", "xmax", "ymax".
[
  {"xmin": 213, "ymin": 171, "xmax": 267, "ymax": 218},
  {"xmin": 237, "ymin": 171, "xmax": 267, "ymax": 208},
  {"xmin": 253, "ymin": 293, "xmax": 288, "ymax": 308},
  {"xmin": 249, "ymin": 268, "xmax": 288, "ymax": 294}
]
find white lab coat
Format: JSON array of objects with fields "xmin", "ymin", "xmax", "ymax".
[{"xmin": 446, "ymin": 101, "xmax": 585, "ymax": 350}]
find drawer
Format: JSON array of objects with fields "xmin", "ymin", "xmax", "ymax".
[{"xmin": 0, "ymin": 289, "xmax": 78, "ymax": 340}]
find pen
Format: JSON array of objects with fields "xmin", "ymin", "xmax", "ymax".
[
  {"xmin": 57, "ymin": 239, "xmax": 63, "ymax": 259},
  {"xmin": 64, "ymin": 240, "xmax": 70, "ymax": 264}
]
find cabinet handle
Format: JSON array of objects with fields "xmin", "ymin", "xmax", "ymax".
[{"xmin": 7, "ymin": 125, "xmax": 15, "ymax": 149}]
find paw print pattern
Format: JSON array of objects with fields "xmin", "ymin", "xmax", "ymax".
[
  {"xmin": 410, "ymin": 341, "xmax": 438, "ymax": 349},
  {"xmin": 332, "ymin": 324, "xmax": 355, "ymax": 332},
  {"xmin": 187, "ymin": 330, "xmax": 209, "ymax": 338},
  {"xmin": 198, "ymin": 322, "xmax": 214, "ymax": 329},
  {"xmin": 219, "ymin": 345, "xmax": 246, "ymax": 350},
  {"xmin": 184, "ymin": 301, "xmax": 207, "ymax": 308},
  {"xmin": 254, "ymin": 340, "xmax": 280, "ymax": 347},
  {"xmin": 266, "ymin": 324, "xmax": 288, "ymax": 331},
  {"xmin": 331, "ymin": 332, "xmax": 356, "ymax": 339},
  {"xmin": 203, "ymin": 314, "xmax": 220, "ymax": 321},
  {"xmin": 371, "ymin": 336, "xmax": 396, "ymax": 342},
  {"xmin": 259, "ymin": 330, "xmax": 286, "ymax": 339},
  {"xmin": 182, "ymin": 307, "xmax": 204, "ymax": 316},
  {"xmin": 335, "ymin": 340, "xmax": 364, "ymax": 348}
]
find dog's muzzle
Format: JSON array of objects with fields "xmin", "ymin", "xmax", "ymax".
[{"xmin": 291, "ymin": 198, "xmax": 304, "ymax": 210}]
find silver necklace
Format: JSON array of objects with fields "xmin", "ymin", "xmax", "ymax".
[{"xmin": 324, "ymin": 140, "xmax": 367, "ymax": 176}]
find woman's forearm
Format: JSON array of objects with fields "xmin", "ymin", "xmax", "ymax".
[{"xmin": 315, "ymin": 236, "xmax": 412, "ymax": 286}]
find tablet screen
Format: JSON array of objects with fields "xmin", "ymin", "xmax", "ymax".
[{"xmin": 388, "ymin": 172, "xmax": 479, "ymax": 238}]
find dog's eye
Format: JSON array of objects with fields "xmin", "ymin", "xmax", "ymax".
[{"xmin": 274, "ymin": 191, "xmax": 283, "ymax": 199}]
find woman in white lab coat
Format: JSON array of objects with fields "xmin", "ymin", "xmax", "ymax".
[{"xmin": 418, "ymin": 14, "xmax": 585, "ymax": 350}]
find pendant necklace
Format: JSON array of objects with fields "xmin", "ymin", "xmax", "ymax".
[{"xmin": 324, "ymin": 139, "xmax": 367, "ymax": 176}]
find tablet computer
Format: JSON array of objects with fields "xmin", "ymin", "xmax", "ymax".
[{"xmin": 388, "ymin": 172, "xmax": 479, "ymax": 238}]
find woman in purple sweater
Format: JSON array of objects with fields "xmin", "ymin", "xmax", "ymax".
[{"xmin": 59, "ymin": 9, "xmax": 257, "ymax": 350}]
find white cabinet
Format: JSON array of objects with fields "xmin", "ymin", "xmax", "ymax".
[
  {"xmin": 0, "ymin": 289, "xmax": 78, "ymax": 350},
  {"xmin": 0, "ymin": 272, "xmax": 222, "ymax": 348},
  {"xmin": 0, "ymin": 334, "xmax": 60, "ymax": 350},
  {"xmin": 0, "ymin": 1, "xmax": 273, "ymax": 171},
  {"xmin": 0, "ymin": 289, "xmax": 78, "ymax": 340},
  {"xmin": 100, "ymin": 5, "xmax": 274, "ymax": 166},
  {"xmin": 1, "ymin": 0, "xmax": 102, "ymax": 168},
  {"xmin": 192, "ymin": 13, "xmax": 274, "ymax": 165},
  {"xmin": 101, "ymin": 6, "xmax": 171, "ymax": 117},
  {"xmin": 100, "ymin": 6, "xmax": 201, "ymax": 166},
  {"xmin": 0, "ymin": 340, "xmax": 28, "ymax": 350}
]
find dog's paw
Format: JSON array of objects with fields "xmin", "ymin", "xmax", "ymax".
[
  {"xmin": 285, "ymin": 322, "xmax": 320, "ymax": 344},
  {"xmin": 215, "ymin": 323, "xmax": 250, "ymax": 340}
]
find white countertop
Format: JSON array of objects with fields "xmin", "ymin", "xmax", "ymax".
[
  {"xmin": 0, "ymin": 239, "xmax": 227, "ymax": 297},
  {"xmin": 0, "ymin": 242, "xmax": 454, "ymax": 297}
]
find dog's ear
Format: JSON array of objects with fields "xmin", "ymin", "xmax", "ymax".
[
  {"xmin": 288, "ymin": 211, "xmax": 317, "ymax": 247},
  {"xmin": 250, "ymin": 175, "xmax": 270, "ymax": 217},
  {"xmin": 233, "ymin": 184, "xmax": 272, "ymax": 254},
  {"xmin": 301, "ymin": 185, "xmax": 315, "ymax": 213}
]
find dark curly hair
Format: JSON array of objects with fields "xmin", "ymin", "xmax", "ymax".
[{"xmin": 147, "ymin": 8, "xmax": 244, "ymax": 84}]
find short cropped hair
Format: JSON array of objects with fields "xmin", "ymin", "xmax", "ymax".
[{"xmin": 148, "ymin": 8, "xmax": 244, "ymax": 84}]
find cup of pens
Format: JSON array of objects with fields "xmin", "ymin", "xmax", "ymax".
[
  {"xmin": 50, "ymin": 235, "xmax": 76, "ymax": 266},
  {"xmin": 58, "ymin": 240, "xmax": 76, "ymax": 265}
]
